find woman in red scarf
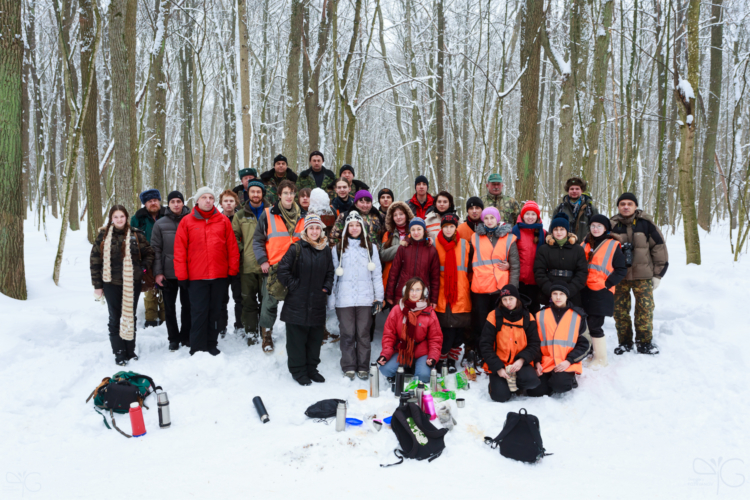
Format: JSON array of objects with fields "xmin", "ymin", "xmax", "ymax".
[
  {"xmin": 434, "ymin": 214, "xmax": 471, "ymax": 373},
  {"xmin": 377, "ymin": 278, "xmax": 443, "ymax": 383}
]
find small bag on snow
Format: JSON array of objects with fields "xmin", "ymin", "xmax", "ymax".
[
  {"xmin": 86, "ymin": 371, "xmax": 161, "ymax": 437},
  {"xmin": 484, "ymin": 408, "xmax": 550, "ymax": 463},
  {"xmin": 381, "ymin": 403, "xmax": 448, "ymax": 467},
  {"xmin": 305, "ymin": 399, "xmax": 346, "ymax": 420}
]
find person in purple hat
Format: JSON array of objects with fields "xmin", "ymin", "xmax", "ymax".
[{"xmin": 328, "ymin": 189, "xmax": 383, "ymax": 250}]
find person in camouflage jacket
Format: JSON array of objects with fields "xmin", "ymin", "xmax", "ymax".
[
  {"xmin": 553, "ymin": 177, "xmax": 599, "ymax": 241},
  {"xmin": 483, "ymin": 173, "xmax": 519, "ymax": 225},
  {"xmin": 261, "ymin": 154, "xmax": 298, "ymax": 206},
  {"xmin": 296, "ymin": 151, "xmax": 337, "ymax": 200},
  {"xmin": 329, "ymin": 190, "xmax": 383, "ymax": 250}
]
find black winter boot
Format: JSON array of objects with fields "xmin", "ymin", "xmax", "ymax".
[
  {"xmin": 295, "ymin": 375, "xmax": 312, "ymax": 386},
  {"xmin": 309, "ymin": 372, "xmax": 326, "ymax": 383},
  {"xmin": 447, "ymin": 359, "xmax": 457, "ymax": 374},
  {"xmin": 169, "ymin": 342, "xmax": 180, "ymax": 352},
  {"xmin": 614, "ymin": 343, "xmax": 634, "ymax": 355},
  {"xmin": 145, "ymin": 320, "xmax": 158, "ymax": 328},
  {"xmin": 115, "ymin": 350, "xmax": 128, "ymax": 366},
  {"xmin": 208, "ymin": 347, "xmax": 221, "ymax": 356},
  {"xmin": 636, "ymin": 342, "xmax": 659, "ymax": 355}
]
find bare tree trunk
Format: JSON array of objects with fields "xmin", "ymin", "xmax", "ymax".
[
  {"xmin": 697, "ymin": 0, "xmax": 723, "ymax": 231},
  {"xmin": 49, "ymin": 82, "xmax": 60, "ymax": 218},
  {"xmin": 283, "ymin": 0, "xmax": 304, "ymax": 166},
  {"xmin": 22, "ymin": 10, "xmax": 31, "ymax": 215},
  {"xmin": 304, "ymin": 0, "xmax": 332, "ymax": 153},
  {"xmin": 179, "ymin": 7, "xmax": 195, "ymax": 196},
  {"xmin": 0, "ymin": 0, "xmax": 28, "ymax": 299},
  {"xmin": 109, "ymin": 0, "xmax": 138, "ymax": 213},
  {"xmin": 515, "ymin": 0, "xmax": 544, "ymax": 202},
  {"xmin": 655, "ymin": 0, "xmax": 669, "ymax": 225},
  {"xmin": 237, "ymin": 0, "xmax": 253, "ymax": 171},
  {"xmin": 435, "ymin": 0, "xmax": 446, "ymax": 189}
]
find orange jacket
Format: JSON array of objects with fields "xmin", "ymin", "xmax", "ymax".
[
  {"xmin": 264, "ymin": 207, "xmax": 305, "ymax": 265},
  {"xmin": 470, "ymin": 231, "xmax": 516, "ymax": 293},
  {"xmin": 457, "ymin": 221, "xmax": 476, "ymax": 242},
  {"xmin": 381, "ymin": 231, "xmax": 393, "ymax": 290},
  {"xmin": 536, "ymin": 308, "xmax": 584, "ymax": 374},
  {"xmin": 486, "ymin": 310, "xmax": 526, "ymax": 365},
  {"xmin": 434, "ymin": 237, "xmax": 471, "ymax": 313},
  {"xmin": 581, "ymin": 238, "xmax": 620, "ymax": 293}
]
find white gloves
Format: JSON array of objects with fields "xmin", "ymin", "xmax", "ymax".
[{"xmin": 652, "ymin": 277, "xmax": 661, "ymax": 291}]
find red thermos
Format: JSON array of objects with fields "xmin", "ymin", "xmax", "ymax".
[{"xmin": 129, "ymin": 402, "xmax": 147, "ymax": 437}]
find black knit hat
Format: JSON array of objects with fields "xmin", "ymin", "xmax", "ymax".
[
  {"xmin": 617, "ymin": 192, "xmax": 638, "ymax": 206},
  {"xmin": 167, "ymin": 190, "xmax": 184, "ymax": 203},
  {"xmin": 415, "ymin": 175, "xmax": 429, "ymax": 188},
  {"xmin": 499, "ymin": 284, "xmax": 521, "ymax": 301},
  {"xmin": 378, "ymin": 188, "xmax": 394, "ymax": 202},
  {"xmin": 441, "ymin": 213, "xmax": 460, "ymax": 228},
  {"xmin": 309, "ymin": 150, "xmax": 324, "ymax": 162},
  {"xmin": 466, "ymin": 196, "xmax": 484, "ymax": 210},
  {"xmin": 273, "ymin": 154, "xmax": 288, "ymax": 165},
  {"xmin": 589, "ymin": 214, "xmax": 612, "ymax": 233},
  {"xmin": 550, "ymin": 283, "xmax": 571, "ymax": 297},
  {"xmin": 549, "ymin": 214, "xmax": 570, "ymax": 233},
  {"xmin": 340, "ymin": 164, "xmax": 354, "ymax": 176}
]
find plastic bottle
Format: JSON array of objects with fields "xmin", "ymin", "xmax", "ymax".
[
  {"xmin": 129, "ymin": 402, "xmax": 147, "ymax": 437},
  {"xmin": 421, "ymin": 390, "xmax": 437, "ymax": 421}
]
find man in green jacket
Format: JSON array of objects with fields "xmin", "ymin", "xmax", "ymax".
[
  {"xmin": 483, "ymin": 173, "xmax": 519, "ymax": 225},
  {"xmin": 553, "ymin": 177, "xmax": 599, "ymax": 241},
  {"xmin": 296, "ymin": 151, "xmax": 336, "ymax": 199},
  {"xmin": 232, "ymin": 181, "xmax": 267, "ymax": 344},
  {"xmin": 131, "ymin": 188, "xmax": 167, "ymax": 327},
  {"xmin": 260, "ymin": 154, "xmax": 298, "ymax": 206}
]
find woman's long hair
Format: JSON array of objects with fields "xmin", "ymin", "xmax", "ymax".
[
  {"xmin": 342, "ymin": 220, "xmax": 369, "ymax": 253},
  {"xmin": 435, "ymin": 191, "xmax": 455, "ymax": 214},
  {"xmin": 403, "ymin": 277, "xmax": 428, "ymax": 302},
  {"xmin": 100, "ymin": 205, "xmax": 131, "ymax": 255}
]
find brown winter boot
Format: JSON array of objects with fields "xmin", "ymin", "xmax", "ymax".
[
  {"xmin": 323, "ymin": 327, "xmax": 340, "ymax": 344},
  {"xmin": 261, "ymin": 327, "xmax": 274, "ymax": 354}
]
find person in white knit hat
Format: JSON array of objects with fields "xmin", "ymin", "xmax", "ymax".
[{"xmin": 329, "ymin": 211, "xmax": 384, "ymax": 380}]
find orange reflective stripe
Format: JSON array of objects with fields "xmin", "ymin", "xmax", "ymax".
[{"xmin": 265, "ymin": 207, "xmax": 303, "ymax": 265}]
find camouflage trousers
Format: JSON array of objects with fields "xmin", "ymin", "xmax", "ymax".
[{"xmin": 613, "ymin": 279, "xmax": 654, "ymax": 345}]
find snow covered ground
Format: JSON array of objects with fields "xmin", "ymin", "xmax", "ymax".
[{"xmin": 1, "ymin": 214, "xmax": 748, "ymax": 499}]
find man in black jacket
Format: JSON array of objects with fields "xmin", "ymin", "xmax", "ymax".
[
  {"xmin": 232, "ymin": 167, "xmax": 258, "ymax": 206},
  {"xmin": 151, "ymin": 191, "xmax": 191, "ymax": 351},
  {"xmin": 339, "ymin": 164, "xmax": 370, "ymax": 197}
]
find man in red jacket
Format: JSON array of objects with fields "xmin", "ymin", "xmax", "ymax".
[
  {"xmin": 407, "ymin": 175, "xmax": 434, "ymax": 219},
  {"xmin": 174, "ymin": 187, "xmax": 240, "ymax": 355}
]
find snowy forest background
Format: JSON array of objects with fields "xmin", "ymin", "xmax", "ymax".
[{"xmin": 1, "ymin": 0, "xmax": 750, "ymax": 300}]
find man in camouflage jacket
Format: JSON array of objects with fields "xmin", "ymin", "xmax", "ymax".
[
  {"xmin": 296, "ymin": 151, "xmax": 337, "ymax": 200},
  {"xmin": 261, "ymin": 154, "xmax": 298, "ymax": 206},
  {"xmin": 483, "ymin": 173, "xmax": 519, "ymax": 225}
]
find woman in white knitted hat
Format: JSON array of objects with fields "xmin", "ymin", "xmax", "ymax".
[{"xmin": 329, "ymin": 211, "xmax": 384, "ymax": 380}]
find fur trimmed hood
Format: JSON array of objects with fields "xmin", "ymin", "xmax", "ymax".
[{"xmin": 385, "ymin": 201, "xmax": 415, "ymax": 233}]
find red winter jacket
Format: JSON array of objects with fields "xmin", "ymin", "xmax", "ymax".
[
  {"xmin": 385, "ymin": 237, "xmax": 440, "ymax": 303},
  {"xmin": 174, "ymin": 207, "xmax": 240, "ymax": 281},
  {"xmin": 381, "ymin": 302, "xmax": 443, "ymax": 362},
  {"xmin": 512, "ymin": 220, "xmax": 546, "ymax": 285},
  {"xmin": 407, "ymin": 193, "xmax": 434, "ymax": 219}
]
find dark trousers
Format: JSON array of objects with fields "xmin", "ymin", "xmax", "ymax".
[
  {"xmin": 103, "ymin": 283, "xmax": 141, "ymax": 357},
  {"xmin": 526, "ymin": 371, "xmax": 577, "ymax": 397},
  {"xmin": 220, "ymin": 274, "xmax": 243, "ymax": 332},
  {"xmin": 286, "ymin": 323, "xmax": 325, "ymax": 380},
  {"xmin": 518, "ymin": 282, "xmax": 543, "ymax": 315},
  {"xmin": 440, "ymin": 327, "xmax": 464, "ymax": 356},
  {"xmin": 469, "ymin": 292, "xmax": 499, "ymax": 354},
  {"xmin": 587, "ymin": 314, "xmax": 605, "ymax": 338},
  {"xmin": 188, "ymin": 278, "xmax": 227, "ymax": 353},
  {"xmin": 488, "ymin": 365, "xmax": 541, "ymax": 402},
  {"xmin": 336, "ymin": 306, "xmax": 373, "ymax": 372},
  {"xmin": 162, "ymin": 279, "xmax": 191, "ymax": 345},
  {"xmin": 240, "ymin": 272, "xmax": 263, "ymax": 332}
]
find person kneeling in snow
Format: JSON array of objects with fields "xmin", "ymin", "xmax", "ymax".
[
  {"xmin": 527, "ymin": 284, "xmax": 591, "ymax": 397},
  {"xmin": 479, "ymin": 285, "xmax": 542, "ymax": 402},
  {"xmin": 277, "ymin": 214, "xmax": 335, "ymax": 386},
  {"xmin": 377, "ymin": 278, "xmax": 442, "ymax": 384}
]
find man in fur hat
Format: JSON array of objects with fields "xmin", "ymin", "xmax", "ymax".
[{"xmin": 553, "ymin": 177, "xmax": 599, "ymax": 241}]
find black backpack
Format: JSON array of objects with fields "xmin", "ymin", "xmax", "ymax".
[
  {"xmin": 381, "ymin": 403, "xmax": 448, "ymax": 467},
  {"xmin": 484, "ymin": 408, "xmax": 550, "ymax": 463},
  {"xmin": 304, "ymin": 399, "xmax": 346, "ymax": 421}
]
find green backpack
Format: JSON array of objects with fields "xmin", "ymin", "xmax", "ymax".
[{"xmin": 87, "ymin": 371, "xmax": 161, "ymax": 437}]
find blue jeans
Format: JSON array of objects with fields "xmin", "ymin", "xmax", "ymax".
[{"xmin": 379, "ymin": 355, "xmax": 432, "ymax": 383}]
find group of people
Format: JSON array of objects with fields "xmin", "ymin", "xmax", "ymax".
[{"xmin": 90, "ymin": 150, "xmax": 669, "ymax": 400}]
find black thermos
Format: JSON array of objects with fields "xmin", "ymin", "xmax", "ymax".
[{"xmin": 253, "ymin": 396, "xmax": 269, "ymax": 423}]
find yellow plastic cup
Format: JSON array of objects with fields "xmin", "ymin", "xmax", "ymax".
[{"xmin": 356, "ymin": 389, "xmax": 368, "ymax": 401}]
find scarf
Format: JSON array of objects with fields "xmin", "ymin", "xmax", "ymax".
[
  {"xmin": 331, "ymin": 196, "xmax": 354, "ymax": 214},
  {"xmin": 569, "ymin": 196, "xmax": 582, "ymax": 217},
  {"xmin": 397, "ymin": 298, "xmax": 429, "ymax": 366},
  {"xmin": 396, "ymin": 225, "xmax": 408, "ymax": 240},
  {"xmin": 555, "ymin": 237, "xmax": 568, "ymax": 248},
  {"xmin": 279, "ymin": 202, "xmax": 301, "ymax": 236},
  {"xmin": 103, "ymin": 225, "xmax": 135, "ymax": 341},
  {"xmin": 196, "ymin": 206, "xmax": 216, "ymax": 219},
  {"xmin": 437, "ymin": 232, "xmax": 458, "ymax": 306},
  {"xmin": 301, "ymin": 231, "xmax": 328, "ymax": 250}
]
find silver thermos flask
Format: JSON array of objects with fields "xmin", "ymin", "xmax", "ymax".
[
  {"xmin": 441, "ymin": 364, "xmax": 448, "ymax": 379},
  {"xmin": 336, "ymin": 401, "xmax": 347, "ymax": 432},
  {"xmin": 430, "ymin": 367, "xmax": 438, "ymax": 392},
  {"xmin": 416, "ymin": 382, "xmax": 425, "ymax": 411},
  {"xmin": 157, "ymin": 391, "xmax": 171, "ymax": 428},
  {"xmin": 369, "ymin": 362, "xmax": 380, "ymax": 398}
]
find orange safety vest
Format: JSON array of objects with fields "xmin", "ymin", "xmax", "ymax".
[
  {"xmin": 536, "ymin": 308, "xmax": 582, "ymax": 374},
  {"xmin": 457, "ymin": 222, "xmax": 475, "ymax": 242},
  {"xmin": 484, "ymin": 310, "xmax": 528, "ymax": 367},
  {"xmin": 435, "ymin": 237, "xmax": 472, "ymax": 313},
  {"xmin": 581, "ymin": 239, "xmax": 620, "ymax": 293},
  {"xmin": 264, "ymin": 207, "xmax": 304, "ymax": 265},
  {"xmin": 381, "ymin": 231, "xmax": 393, "ymax": 290},
  {"xmin": 470, "ymin": 232, "xmax": 516, "ymax": 293}
]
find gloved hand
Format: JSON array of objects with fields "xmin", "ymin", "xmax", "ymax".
[
  {"xmin": 372, "ymin": 300, "xmax": 383, "ymax": 315},
  {"xmin": 652, "ymin": 277, "xmax": 661, "ymax": 291}
]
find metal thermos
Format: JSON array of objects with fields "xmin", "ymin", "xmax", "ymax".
[
  {"xmin": 336, "ymin": 401, "xmax": 347, "ymax": 432},
  {"xmin": 253, "ymin": 396, "xmax": 270, "ymax": 424},
  {"xmin": 441, "ymin": 365, "xmax": 448, "ymax": 379},
  {"xmin": 430, "ymin": 368, "xmax": 438, "ymax": 392},
  {"xmin": 157, "ymin": 391, "xmax": 171, "ymax": 428},
  {"xmin": 369, "ymin": 363, "xmax": 380, "ymax": 398},
  {"xmin": 415, "ymin": 382, "xmax": 425, "ymax": 411},
  {"xmin": 394, "ymin": 366, "xmax": 405, "ymax": 397},
  {"xmin": 399, "ymin": 391, "xmax": 410, "ymax": 408}
]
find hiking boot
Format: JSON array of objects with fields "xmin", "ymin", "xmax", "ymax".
[
  {"xmin": 144, "ymin": 320, "xmax": 158, "ymax": 328},
  {"xmin": 636, "ymin": 342, "xmax": 659, "ymax": 355},
  {"xmin": 246, "ymin": 330, "xmax": 260, "ymax": 346},
  {"xmin": 208, "ymin": 347, "xmax": 221, "ymax": 356},
  {"xmin": 115, "ymin": 350, "xmax": 128, "ymax": 366},
  {"xmin": 309, "ymin": 372, "xmax": 326, "ymax": 383},
  {"xmin": 447, "ymin": 358, "xmax": 458, "ymax": 374},
  {"xmin": 614, "ymin": 343, "xmax": 634, "ymax": 355},
  {"xmin": 261, "ymin": 327, "xmax": 274, "ymax": 354},
  {"xmin": 219, "ymin": 329, "xmax": 227, "ymax": 339},
  {"xmin": 296, "ymin": 376, "xmax": 312, "ymax": 386},
  {"xmin": 169, "ymin": 342, "xmax": 179, "ymax": 352},
  {"xmin": 357, "ymin": 371, "xmax": 369, "ymax": 380},
  {"xmin": 323, "ymin": 327, "xmax": 340, "ymax": 344},
  {"xmin": 344, "ymin": 371, "xmax": 356, "ymax": 380}
]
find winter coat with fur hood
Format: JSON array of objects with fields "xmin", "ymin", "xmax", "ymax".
[{"xmin": 533, "ymin": 233, "xmax": 588, "ymax": 305}]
